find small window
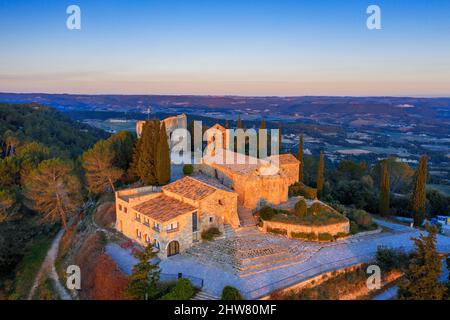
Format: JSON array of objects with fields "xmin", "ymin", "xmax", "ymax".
[
  {"xmin": 209, "ymin": 217, "xmax": 213, "ymax": 223},
  {"xmin": 218, "ymin": 199, "xmax": 224, "ymax": 206},
  {"xmin": 124, "ymin": 207, "xmax": 128, "ymax": 213},
  {"xmin": 136, "ymin": 229, "xmax": 142, "ymax": 239},
  {"xmin": 166, "ymin": 222, "xmax": 179, "ymax": 232},
  {"xmin": 118, "ymin": 204, "xmax": 122, "ymax": 211}
]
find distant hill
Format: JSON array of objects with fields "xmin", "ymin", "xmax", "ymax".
[
  {"xmin": 0, "ymin": 103, "xmax": 109, "ymax": 157},
  {"xmin": 0, "ymin": 93, "xmax": 449, "ymax": 119}
]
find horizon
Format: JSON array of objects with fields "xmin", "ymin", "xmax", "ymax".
[
  {"xmin": 2, "ymin": 91, "xmax": 450, "ymax": 100},
  {"xmin": 1, "ymin": 0, "xmax": 450, "ymax": 96}
]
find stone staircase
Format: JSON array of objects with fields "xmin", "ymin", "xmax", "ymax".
[
  {"xmin": 238, "ymin": 207, "xmax": 257, "ymax": 227},
  {"xmin": 192, "ymin": 290, "xmax": 220, "ymax": 300},
  {"xmin": 185, "ymin": 225, "xmax": 324, "ymax": 278}
]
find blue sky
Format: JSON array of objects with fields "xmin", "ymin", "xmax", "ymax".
[{"xmin": 0, "ymin": 0, "xmax": 449, "ymax": 96}]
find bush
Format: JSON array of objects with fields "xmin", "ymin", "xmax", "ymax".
[
  {"xmin": 289, "ymin": 182, "xmax": 317, "ymax": 199},
  {"xmin": 318, "ymin": 233, "xmax": 334, "ymax": 242},
  {"xmin": 221, "ymin": 286, "xmax": 243, "ymax": 300},
  {"xmin": 267, "ymin": 227, "xmax": 287, "ymax": 236},
  {"xmin": 350, "ymin": 221, "xmax": 359, "ymax": 235},
  {"xmin": 259, "ymin": 206, "xmax": 277, "ymax": 221},
  {"xmin": 294, "ymin": 199, "xmax": 308, "ymax": 217},
  {"xmin": 334, "ymin": 232, "xmax": 349, "ymax": 239},
  {"xmin": 291, "ymin": 232, "xmax": 317, "ymax": 241},
  {"xmin": 351, "ymin": 210, "xmax": 373, "ymax": 228},
  {"xmin": 375, "ymin": 246, "xmax": 409, "ymax": 272},
  {"xmin": 201, "ymin": 227, "xmax": 221, "ymax": 241},
  {"xmin": 183, "ymin": 164, "xmax": 194, "ymax": 175},
  {"xmin": 160, "ymin": 278, "xmax": 196, "ymax": 300},
  {"xmin": 309, "ymin": 202, "xmax": 323, "ymax": 215}
]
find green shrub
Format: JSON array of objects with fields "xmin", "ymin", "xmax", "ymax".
[
  {"xmin": 350, "ymin": 221, "xmax": 359, "ymax": 234},
  {"xmin": 375, "ymin": 246, "xmax": 409, "ymax": 272},
  {"xmin": 183, "ymin": 164, "xmax": 194, "ymax": 175},
  {"xmin": 318, "ymin": 233, "xmax": 334, "ymax": 242},
  {"xmin": 334, "ymin": 232, "xmax": 349, "ymax": 239},
  {"xmin": 352, "ymin": 210, "xmax": 373, "ymax": 228},
  {"xmin": 221, "ymin": 286, "xmax": 243, "ymax": 300},
  {"xmin": 160, "ymin": 278, "xmax": 196, "ymax": 300},
  {"xmin": 259, "ymin": 206, "xmax": 277, "ymax": 221},
  {"xmin": 291, "ymin": 232, "xmax": 317, "ymax": 241},
  {"xmin": 289, "ymin": 182, "xmax": 317, "ymax": 199},
  {"xmin": 294, "ymin": 199, "xmax": 308, "ymax": 217},
  {"xmin": 267, "ymin": 227, "xmax": 287, "ymax": 236},
  {"xmin": 201, "ymin": 227, "xmax": 221, "ymax": 241}
]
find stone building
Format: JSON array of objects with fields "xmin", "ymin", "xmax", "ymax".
[
  {"xmin": 136, "ymin": 113, "xmax": 187, "ymax": 143},
  {"xmin": 115, "ymin": 175, "xmax": 239, "ymax": 258},
  {"xmin": 198, "ymin": 152, "xmax": 299, "ymax": 209}
]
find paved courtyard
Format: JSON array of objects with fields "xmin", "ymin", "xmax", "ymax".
[{"xmin": 106, "ymin": 218, "xmax": 450, "ymax": 299}]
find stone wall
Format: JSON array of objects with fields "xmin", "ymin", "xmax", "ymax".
[
  {"xmin": 115, "ymin": 190, "xmax": 196, "ymax": 258},
  {"xmin": 261, "ymin": 219, "xmax": 350, "ymax": 238},
  {"xmin": 200, "ymin": 189, "xmax": 239, "ymax": 229},
  {"xmin": 136, "ymin": 114, "xmax": 187, "ymax": 143},
  {"xmin": 280, "ymin": 162, "xmax": 299, "ymax": 186},
  {"xmin": 197, "ymin": 162, "xmax": 292, "ymax": 210}
]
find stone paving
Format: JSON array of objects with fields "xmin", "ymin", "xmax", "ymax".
[
  {"xmin": 105, "ymin": 217, "xmax": 450, "ymax": 299},
  {"xmin": 159, "ymin": 218, "xmax": 450, "ymax": 299}
]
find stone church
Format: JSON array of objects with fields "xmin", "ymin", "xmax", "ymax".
[{"xmin": 115, "ymin": 121, "xmax": 299, "ymax": 258}]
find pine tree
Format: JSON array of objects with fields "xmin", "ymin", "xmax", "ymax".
[
  {"xmin": 132, "ymin": 120, "xmax": 160, "ymax": 185},
  {"xmin": 297, "ymin": 134, "xmax": 304, "ymax": 182},
  {"xmin": 125, "ymin": 244, "xmax": 160, "ymax": 300},
  {"xmin": 107, "ymin": 130, "xmax": 135, "ymax": 170},
  {"xmin": 316, "ymin": 151, "xmax": 324, "ymax": 199},
  {"xmin": 398, "ymin": 226, "xmax": 447, "ymax": 300},
  {"xmin": 411, "ymin": 155, "xmax": 428, "ymax": 226},
  {"xmin": 82, "ymin": 140, "xmax": 124, "ymax": 194},
  {"xmin": 379, "ymin": 161, "xmax": 390, "ymax": 216},
  {"xmin": 156, "ymin": 122, "xmax": 171, "ymax": 185},
  {"xmin": 24, "ymin": 158, "xmax": 82, "ymax": 232}
]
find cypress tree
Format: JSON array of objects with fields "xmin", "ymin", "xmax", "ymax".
[
  {"xmin": 398, "ymin": 226, "xmax": 447, "ymax": 300},
  {"xmin": 237, "ymin": 116, "xmax": 242, "ymax": 129},
  {"xmin": 316, "ymin": 151, "xmax": 324, "ymax": 199},
  {"xmin": 379, "ymin": 161, "xmax": 390, "ymax": 216},
  {"xmin": 411, "ymin": 155, "xmax": 428, "ymax": 226},
  {"xmin": 258, "ymin": 119, "xmax": 267, "ymax": 158},
  {"xmin": 156, "ymin": 122, "xmax": 171, "ymax": 185},
  {"xmin": 260, "ymin": 119, "xmax": 266, "ymax": 130},
  {"xmin": 297, "ymin": 134, "xmax": 304, "ymax": 182},
  {"xmin": 133, "ymin": 120, "xmax": 160, "ymax": 185},
  {"xmin": 225, "ymin": 120, "xmax": 229, "ymax": 129}
]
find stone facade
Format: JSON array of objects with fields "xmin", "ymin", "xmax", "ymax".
[
  {"xmin": 115, "ymin": 175, "xmax": 239, "ymax": 258},
  {"xmin": 198, "ymin": 152, "xmax": 299, "ymax": 210},
  {"xmin": 136, "ymin": 113, "xmax": 187, "ymax": 143}
]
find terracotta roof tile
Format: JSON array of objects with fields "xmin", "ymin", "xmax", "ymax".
[
  {"xmin": 133, "ymin": 194, "xmax": 196, "ymax": 222},
  {"xmin": 162, "ymin": 176, "xmax": 216, "ymax": 200}
]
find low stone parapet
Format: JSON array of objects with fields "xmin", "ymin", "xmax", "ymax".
[{"xmin": 261, "ymin": 219, "xmax": 350, "ymax": 241}]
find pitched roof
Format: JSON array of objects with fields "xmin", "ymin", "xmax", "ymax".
[
  {"xmin": 189, "ymin": 174, "xmax": 235, "ymax": 193},
  {"xmin": 162, "ymin": 176, "xmax": 217, "ymax": 200},
  {"xmin": 133, "ymin": 194, "xmax": 196, "ymax": 222}
]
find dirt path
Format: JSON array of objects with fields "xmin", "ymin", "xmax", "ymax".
[{"xmin": 27, "ymin": 228, "xmax": 72, "ymax": 300}]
